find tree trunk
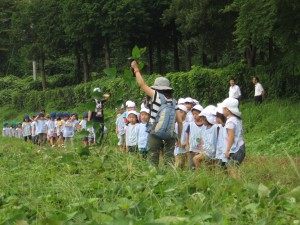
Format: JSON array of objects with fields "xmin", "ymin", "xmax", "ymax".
[
  {"xmin": 156, "ymin": 41, "xmax": 162, "ymax": 74},
  {"xmin": 202, "ymin": 51, "xmax": 208, "ymax": 66},
  {"xmin": 103, "ymin": 36, "xmax": 111, "ymax": 68},
  {"xmin": 172, "ymin": 29, "xmax": 180, "ymax": 71},
  {"xmin": 82, "ymin": 49, "xmax": 89, "ymax": 82},
  {"xmin": 245, "ymin": 45, "xmax": 256, "ymax": 67},
  {"xmin": 147, "ymin": 35, "xmax": 153, "ymax": 74},
  {"xmin": 75, "ymin": 47, "xmax": 81, "ymax": 82},
  {"xmin": 40, "ymin": 56, "xmax": 46, "ymax": 91},
  {"xmin": 32, "ymin": 60, "xmax": 37, "ymax": 81},
  {"xmin": 185, "ymin": 43, "xmax": 191, "ymax": 71}
]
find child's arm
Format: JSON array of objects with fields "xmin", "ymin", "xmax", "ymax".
[{"xmin": 225, "ymin": 129, "xmax": 235, "ymax": 158}]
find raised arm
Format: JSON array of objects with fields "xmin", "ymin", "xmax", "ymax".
[{"xmin": 131, "ymin": 61, "xmax": 154, "ymax": 98}]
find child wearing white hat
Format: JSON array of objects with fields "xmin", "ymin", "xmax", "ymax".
[
  {"xmin": 125, "ymin": 110, "xmax": 139, "ymax": 152},
  {"xmin": 186, "ymin": 104, "xmax": 204, "ymax": 170},
  {"xmin": 174, "ymin": 105, "xmax": 189, "ymax": 170},
  {"xmin": 184, "ymin": 97, "xmax": 194, "ymax": 123},
  {"xmin": 215, "ymin": 103, "xmax": 227, "ymax": 167},
  {"xmin": 136, "ymin": 108, "xmax": 150, "ymax": 158},
  {"xmin": 122, "ymin": 100, "xmax": 136, "ymax": 124},
  {"xmin": 193, "ymin": 105, "xmax": 218, "ymax": 169},
  {"xmin": 116, "ymin": 107, "xmax": 126, "ymax": 150},
  {"xmin": 220, "ymin": 98, "xmax": 245, "ymax": 175}
]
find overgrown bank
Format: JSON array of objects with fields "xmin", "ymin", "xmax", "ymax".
[{"xmin": 1, "ymin": 63, "xmax": 300, "ymax": 112}]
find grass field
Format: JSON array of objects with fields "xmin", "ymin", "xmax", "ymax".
[{"xmin": 0, "ymin": 100, "xmax": 300, "ymax": 224}]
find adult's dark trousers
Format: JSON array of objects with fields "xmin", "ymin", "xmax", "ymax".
[
  {"xmin": 147, "ymin": 133, "xmax": 175, "ymax": 166},
  {"xmin": 254, "ymin": 95, "xmax": 262, "ymax": 105}
]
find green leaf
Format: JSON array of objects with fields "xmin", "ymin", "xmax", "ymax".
[
  {"xmin": 85, "ymin": 102, "xmax": 96, "ymax": 111},
  {"xmin": 103, "ymin": 67, "xmax": 117, "ymax": 79},
  {"xmin": 132, "ymin": 45, "xmax": 141, "ymax": 60},
  {"xmin": 91, "ymin": 91, "xmax": 103, "ymax": 99}
]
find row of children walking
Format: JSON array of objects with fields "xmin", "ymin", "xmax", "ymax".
[
  {"xmin": 2, "ymin": 112, "xmax": 97, "ymax": 147},
  {"xmin": 116, "ymin": 97, "xmax": 245, "ymax": 170}
]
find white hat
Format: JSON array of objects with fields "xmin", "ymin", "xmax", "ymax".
[
  {"xmin": 140, "ymin": 108, "xmax": 150, "ymax": 114},
  {"xmin": 93, "ymin": 87, "xmax": 101, "ymax": 92},
  {"xmin": 193, "ymin": 99, "xmax": 199, "ymax": 105},
  {"xmin": 215, "ymin": 103, "xmax": 224, "ymax": 115},
  {"xmin": 178, "ymin": 98, "xmax": 185, "ymax": 105},
  {"xmin": 220, "ymin": 98, "xmax": 241, "ymax": 117},
  {"xmin": 200, "ymin": 106, "xmax": 217, "ymax": 125},
  {"xmin": 191, "ymin": 104, "xmax": 204, "ymax": 112},
  {"xmin": 177, "ymin": 105, "xmax": 187, "ymax": 113},
  {"xmin": 127, "ymin": 110, "xmax": 138, "ymax": 118},
  {"xmin": 127, "ymin": 101, "xmax": 136, "ymax": 108},
  {"xmin": 185, "ymin": 97, "xmax": 193, "ymax": 103},
  {"xmin": 141, "ymin": 102, "xmax": 146, "ymax": 109},
  {"xmin": 151, "ymin": 77, "xmax": 172, "ymax": 90}
]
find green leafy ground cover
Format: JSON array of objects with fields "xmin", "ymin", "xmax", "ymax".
[{"xmin": 0, "ymin": 100, "xmax": 300, "ymax": 224}]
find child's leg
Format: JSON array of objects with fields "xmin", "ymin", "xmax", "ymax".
[{"xmin": 193, "ymin": 153, "xmax": 206, "ymax": 169}]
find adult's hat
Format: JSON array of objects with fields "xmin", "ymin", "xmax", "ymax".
[
  {"xmin": 191, "ymin": 104, "xmax": 204, "ymax": 112},
  {"xmin": 151, "ymin": 77, "xmax": 172, "ymax": 90},
  {"xmin": 140, "ymin": 108, "xmax": 150, "ymax": 114},
  {"xmin": 127, "ymin": 110, "xmax": 138, "ymax": 118},
  {"xmin": 184, "ymin": 97, "xmax": 194, "ymax": 103},
  {"xmin": 220, "ymin": 98, "xmax": 241, "ymax": 117},
  {"xmin": 177, "ymin": 105, "xmax": 187, "ymax": 113}
]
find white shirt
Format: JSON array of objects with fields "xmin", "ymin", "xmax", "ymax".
[
  {"xmin": 185, "ymin": 111, "xmax": 194, "ymax": 123},
  {"xmin": 229, "ymin": 85, "xmax": 241, "ymax": 99},
  {"xmin": 125, "ymin": 123, "xmax": 138, "ymax": 147},
  {"xmin": 22, "ymin": 122, "xmax": 31, "ymax": 137},
  {"xmin": 35, "ymin": 119, "xmax": 47, "ymax": 134},
  {"xmin": 254, "ymin": 82, "xmax": 264, "ymax": 96},
  {"xmin": 79, "ymin": 119, "xmax": 87, "ymax": 130},
  {"xmin": 31, "ymin": 121, "xmax": 37, "ymax": 136},
  {"xmin": 136, "ymin": 122, "xmax": 149, "ymax": 148}
]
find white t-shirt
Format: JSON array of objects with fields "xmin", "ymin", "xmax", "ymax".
[
  {"xmin": 201, "ymin": 124, "xmax": 218, "ymax": 159},
  {"xmin": 174, "ymin": 121, "xmax": 188, "ymax": 156},
  {"xmin": 187, "ymin": 122, "xmax": 204, "ymax": 153},
  {"xmin": 185, "ymin": 111, "xmax": 194, "ymax": 123},
  {"xmin": 31, "ymin": 121, "xmax": 37, "ymax": 136},
  {"xmin": 16, "ymin": 127, "xmax": 23, "ymax": 138},
  {"xmin": 136, "ymin": 122, "xmax": 149, "ymax": 148},
  {"xmin": 35, "ymin": 119, "xmax": 47, "ymax": 134},
  {"xmin": 63, "ymin": 120, "xmax": 75, "ymax": 138},
  {"xmin": 46, "ymin": 120, "xmax": 56, "ymax": 135},
  {"xmin": 22, "ymin": 122, "xmax": 31, "ymax": 137},
  {"xmin": 125, "ymin": 123, "xmax": 138, "ymax": 147},
  {"xmin": 79, "ymin": 119, "xmax": 87, "ymax": 130},
  {"xmin": 254, "ymin": 82, "xmax": 264, "ymax": 96},
  {"xmin": 223, "ymin": 116, "xmax": 245, "ymax": 154},
  {"xmin": 116, "ymin": 115, "xmax": 125, "ymax": 135},
  {"xmin": 229, "ymin": 85, "xmax": 241, "ymax": 99}
]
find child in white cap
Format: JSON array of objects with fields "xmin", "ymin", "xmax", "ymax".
[
  {"xmin": 221, "ymin": 98, "xmax": 245, "ymax": 177},
  {"xmin": 193, "ymin": 105, "xmax": 218, "ymax": 169},
  {"xmin": 215, "ymin": 103, "xmax": 227, "ymax": 167},
  {"xmin": 125, "ymin": 110, "xmax": 139, "ymax": 152},
  {"xmin": 136, "ymin": 108, "xmax": 150, "ymax": 158},
  {"xmin": 186, "ymin": 104, "xmax": 204, "ymax": 170},
  {"xmin": 123, "ymin": 101, "xmax": 136, "ymax": 124},
  {"xmin": 184, "ymin": 97, "xmax": 194, "ymax": 123},
  {"xmin": 174, "ymin": 105, "xmax": 188, "ymax": 170},
  {"xmin": 116, "ymin": 106, "xmax": 126, "ymax": 151}
]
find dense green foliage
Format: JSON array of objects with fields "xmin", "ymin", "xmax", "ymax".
[
  {"xmin": 0, "ymin": 100, "xmax": 300, "ymax": 224},
  {"xmin": 0, "ymin": 0, "xmax": 299, "ymax": 92}
]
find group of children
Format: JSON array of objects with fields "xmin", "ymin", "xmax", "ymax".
[
  {"xmin": 2, "ymin": 95, "xmax": 245, "ymax": 170},
  {"xmin": 2, "ymin": 112, "xmax": 97, "ymax": 147},
  {"xmin": 116, "ymin": 97, "xmax": 245, "ymax": 170}
]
